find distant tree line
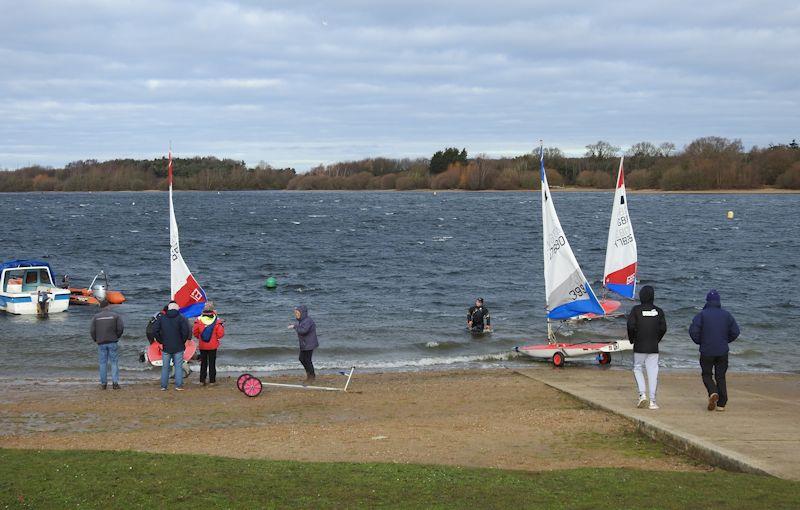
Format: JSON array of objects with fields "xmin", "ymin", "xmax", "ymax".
[
  {"xmin": 0, "ymin": 157, "xmax": 296, "ymax": 192},
  {"xmin": 1, "ymin": 137, "xmax": 799, "ymax": 192}
]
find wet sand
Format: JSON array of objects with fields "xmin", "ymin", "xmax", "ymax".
[{"xmin": 0, "ymin": 369, "xmax": 702, "ymax": 472}]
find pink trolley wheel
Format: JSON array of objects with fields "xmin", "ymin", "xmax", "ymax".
[
  {"xmin": 237, "ymin": 373, "xmax": 252, "ymax": 392},
  {"xmin": 242, "ymin": 376, "xmax": 262, "ymax": 397}
]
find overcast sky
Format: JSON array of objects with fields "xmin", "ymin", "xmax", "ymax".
[{"xmin": 1, "ymin": 0, "xmax": 798, "ymax": 170}]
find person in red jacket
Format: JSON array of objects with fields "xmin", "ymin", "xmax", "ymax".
[{"xmin": 193, "ymin": 302, "xmax": 225, "ymax": 386}]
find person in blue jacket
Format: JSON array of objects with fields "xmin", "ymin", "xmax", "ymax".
[
  {"xmin": 689, "ymin": 290, "xmax": 740, "ymax": 411},
  {"xmin": 288, "ymin": 305, "xmax": 319, "ymax": 383}
]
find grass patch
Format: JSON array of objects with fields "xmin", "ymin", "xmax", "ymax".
[
  {"xmin": 1, "ymin": 448, "xmax": 798, "ymax": 509},
  {"xmin": 576, "ymin": 430, "xmax": 672, "ymax": 460}
]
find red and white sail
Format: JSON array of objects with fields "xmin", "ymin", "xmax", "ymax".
[
  {"xmin": 168, "ymin": 150, "xmax": 207, "ymax": 317},
  {"xmin": 603, "ymin": 157, "xmax": 637, "ymax": 299}
]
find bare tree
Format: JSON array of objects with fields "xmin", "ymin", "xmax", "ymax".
[
  {"xmin": 627, "ymin": 142, "xmax": 659, "ymax": 158},
  {"xmin": 584, "ymin": 141, "xmax": 620, "ymax": 159},
  {"xmin": 658, "ymin": 142, "xmax": 676, "ymax": 157}
]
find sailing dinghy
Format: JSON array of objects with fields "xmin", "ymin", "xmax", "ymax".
[
  {"xmin": 516, "ymin": 146, "xmax": 632, "ymax": 366},
  {"xmin": 575, "ymin": 156, "xmax": 637, "ymax": 320},
  {"xmin": 143, "ymin": 149, "xmax": 205, "ymax": 371}
]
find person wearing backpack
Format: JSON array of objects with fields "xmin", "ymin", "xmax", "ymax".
[
  {"xmin": 146, "ymin": 304, "xmax": 169, "ymax": 344},
  {"xmin": 192, "ymin": 302, "xmax": 225, "ymax": 386}
]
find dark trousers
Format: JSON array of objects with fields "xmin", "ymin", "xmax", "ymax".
[
  {"xmin": 200, "ymin": 349, "xmax": 217, "ymax": 383},
  {"xmin": 700, "ymin": 354, "xmax": 729, "ymax": 407},
  {"xmin": 299, "ymin": 349, "xmax": 315, "ymax": 378}
]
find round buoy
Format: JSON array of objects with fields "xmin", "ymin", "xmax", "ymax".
[
  {"xmin": 727, "ymin": 211, "xmax": 734, "ymax": 220},
  {"xmin": 265, "ymin": 277, "xmax": 277, "ymax": 289}
]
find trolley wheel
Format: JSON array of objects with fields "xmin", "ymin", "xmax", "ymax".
[
  {"xmin": 242, "ymin": 376, "xmax": 262, "ymax": 397},
  {"xmin": 598, "ymin": 352, "xmax": 611, "ymax": 365},
  {"xmin": 237, "ymin": 373, "xmax": 252, "ymax": 392},
  {"xmin": 552, "ymin": 352, "xmax": 565, "ymax": 367}
]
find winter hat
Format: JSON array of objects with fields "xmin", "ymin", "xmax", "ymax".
[
  {"xmin": 203, "ymin": 301, "xmax": 215, "ymax": 313},
  {"xmin": 167, "ymin": 301, "xmax": 180, "ymax": 311},
  {"xmin": 706, "ymin": 290, "xmax": 720, "ymax": 302}
]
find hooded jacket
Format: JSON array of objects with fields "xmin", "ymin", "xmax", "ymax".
[
  {"xmin": 193, "ymin": 312, "xmax": 225, "ymax": 351},
  {"xmin": 294, "ymin": 305, "xmax": 319, "ymax": 351},
  {"xmin": 689, "ymin": 293, "xmax": 740, "ymax": 356},
  {"xmin": 152, "ymin": 309, "xmax": 192, "ymax": 354},
  {"xmin": 626, "ymin": 286, "xmax": 667, "ymax": 354},
  {"xmin": 91, "ymin": 308, "xmax": 124, "ymax": 345}
]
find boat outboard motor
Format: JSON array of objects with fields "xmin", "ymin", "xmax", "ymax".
[
  {"xmin": 36, "ymin": 291, "xmax": 50, "ymax": 317},
  {"xmin": 90, "ymin": 270, "xmax": 108, "ymax": 304}
]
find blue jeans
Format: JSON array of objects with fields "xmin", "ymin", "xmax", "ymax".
[
  {"xmin": 161, "ymin": 351, "xmax": 184, "ymax": 389},
  {"xmin": 98, "ymin": 343, "xmax": 119, "ymax": 385}
]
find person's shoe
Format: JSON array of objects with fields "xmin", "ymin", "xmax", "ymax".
[
  {"xmin": 112, "ymin": 383, "xmax": 120, "ymax": 390},
  {"xmin": 100, "ymin": 383, "xmax": 107, "ymax": 390},
  {"xmin": 200, "ymin": 380, "xmax": 206, "ymax": 386},
  {"xmin": 708, "ymin": 393, "xmax": 719, "ymax": 411},
  {"xmin": 716, "ymin": 406, "xmax": 725, "ymax": 412},
  {"xmin": 209, "ymin": 381, "xmax": 216, "ymax": 386},
  {"xmin": 649, "ymin": 401, "xmax": 660, "ymax": 410},
  {"xmin": 175, "ymin": 387, "xmax": 184, "ymax": 391},
  {"xmin": 637, "ymin": 395, "xmax": 648, "ymax": 408},
  {"xmin": 160, "ymin": 387, "xmax": 167, "ymax": 391}
]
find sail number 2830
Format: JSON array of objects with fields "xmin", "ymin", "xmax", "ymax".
[{"xmin": 548, "ymin": 235, "xmax": 566, "ymax": 258}]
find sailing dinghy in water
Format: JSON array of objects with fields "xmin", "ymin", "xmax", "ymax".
[
  {"xmin": 573, "ymin": 156, "xmax": 637, "ymax": 320},
  {"xmin": 516, "ymin": 146, "xmax": 632, "ymax": 366},
  {"xmin": 142, "ymin": 149, "xmax": 205, "ymax": 373}
]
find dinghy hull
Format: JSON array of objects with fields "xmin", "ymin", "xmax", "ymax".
[{"xmin": 516, "ymin": 340, "xmax": 633, "ymax": 366}]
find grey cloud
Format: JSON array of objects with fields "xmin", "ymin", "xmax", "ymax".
[{"xmin": 0, "ymin": 0, "xmax": 798, "ymax": 169}]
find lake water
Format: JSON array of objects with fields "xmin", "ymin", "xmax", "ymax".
[{"xmin": 1, "ymin": 190, "xmax": 798, "ymax": 380}]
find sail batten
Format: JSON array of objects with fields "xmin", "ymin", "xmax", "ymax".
[
  {"xmin": 603, "ymin": 157, "xmax": 637, "ymax": 299},
  {"xmin": 540, "ymin": 147, "xmax": 604, "ymax": 320},
  {"xmin": 168, "ymin": 150, "xmax": 207, "ymax": 318}
]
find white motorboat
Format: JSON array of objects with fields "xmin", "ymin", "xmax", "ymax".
[{"xmin": 0, "ymin": 260, "xmax": 70, "ymax": 315}]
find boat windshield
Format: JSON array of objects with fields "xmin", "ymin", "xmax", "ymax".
[
  {"xmin": 38, "ymin": 269, "xmax": 52, "ymax": 285},
  {"xmin": 2, "ymin": 269, "xmax": 25, "ymax": 292}
]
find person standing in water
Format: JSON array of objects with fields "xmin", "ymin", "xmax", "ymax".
[
  {"xmin": 690, "ymin": 290, "xmax": 740, "ymax": 412},
  {"xmin": 193, "ymin": 302, "xmax": 225, "ymax": 386},
  {"xmin": 288, "ymin": 305, "xmax": 318, "ymax": 383},
  {"xmin": 467, "ymin": 298, "xmax": 491, "ymax": 333},
  {"xmin": 626, "ymin": 285, "xmax": 667, "ymax": 410}
]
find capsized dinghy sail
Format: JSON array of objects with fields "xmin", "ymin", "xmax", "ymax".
[
  {"xmin": 516, "ymin": 145, "xmax": 631, "ymax": 366},
  {"xmin": 168, "ymin": 149, "xmax": 207, "ymax": 318},
  {"xmin": 602, "ymin": 156, "xmax": 637, "ymax": 299}
]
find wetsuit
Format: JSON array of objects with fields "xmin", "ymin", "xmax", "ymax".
[{"xmin": 467, "ymin": 306, "xmax": 491, "ymax": 332}]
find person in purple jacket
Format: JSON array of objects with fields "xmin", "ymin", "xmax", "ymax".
[
  {"xmin": 288, "ymin": 305, "xmax": 319, "ymax": 383},
  {"xmin": 689, "ymin": 290, "xmax": 740, "ymax": 412}
]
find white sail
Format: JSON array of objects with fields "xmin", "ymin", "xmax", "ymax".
[
  {"xmin": 168, "ymin": 150, "xmax": 207, "ymax": 318},
  {"xmin": 540, "ymin": 147, "xmax": 604, "ymax": 320},
  {"xmin": 603, "ymin": 157, "xmax": 637, "ymax": 299}
]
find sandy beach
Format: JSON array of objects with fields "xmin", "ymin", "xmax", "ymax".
[{"xmin": 0, "ymin": 368, "xmax": 702, "ymax": 473}]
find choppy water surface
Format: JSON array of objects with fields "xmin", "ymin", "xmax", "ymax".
[{"xmin": 1, "ymin": 191, "xmax": 798, "ymax": 379}]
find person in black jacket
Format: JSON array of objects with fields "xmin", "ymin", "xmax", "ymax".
[
  {"xmin": 152, "ymin": 301, "xmax": 191, "ymax": 391},
  {"xmin": 467, "ymin": 298, "xmax": 491, "ymax": 333},
  {"xmin": 627, "ymin": 286, "xmax": 667, "ymax": 410}
]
